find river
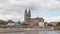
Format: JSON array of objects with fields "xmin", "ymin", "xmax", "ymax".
[{"xmin": 0, "ymin": 31, "xmax": 60, "ymax": 34}]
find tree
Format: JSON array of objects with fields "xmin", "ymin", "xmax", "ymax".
[
  {"xmin": 56, "ymin": 22, "xmax": 60, "ymax": 26},
  {"xmin": 17, "ymin": 21, "xmax": 21, "ymax": 24},
  {"xmin": 22, "ymin": 22, "xmax": 28, "ymax": 25},
  {"xmin": 7, "ymin": 20, "xmax": 15, "ymax": 23},
  {"xmin": 0, "ymin": 20, "xmax": 8, "ymax": 25},
  {"xmin": 44, "ymin": 22, "xmax": 47, "ymax": 26}
]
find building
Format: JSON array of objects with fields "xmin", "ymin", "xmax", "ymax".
[
  {"xmin": 34, "ymin": 17, "xmax": 44, "ymax": 26},
  {"xmin": 39, "ymin": 22, "xmax": 44, "ymax": 27},
  {"xmin": 24, "ymin": 9, "xmax": 44, "ymax": 26},
  {"xmin": 24, "ymin": 9, "xmax": 31, "ymax": 22},
  {"xmin": 48, "ymin": 22, "xmax": 57, "ymax": 26}
]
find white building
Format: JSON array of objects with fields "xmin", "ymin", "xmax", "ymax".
[
  {"xmin": 39, "ymin": 22, "xmax": 44, "ymax": 27},
  {"xmin": 7, "ymin": 23, "xmax": 16, "ymax": 26}
]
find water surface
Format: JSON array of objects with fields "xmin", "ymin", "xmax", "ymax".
[{"xmin": 0, "ymin": 31, "xmax": 60, "ymax": 34}]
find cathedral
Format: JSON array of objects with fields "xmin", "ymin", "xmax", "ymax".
[
  {"xmin": 24, "ymin": 9, "xmax": 31, "ymax": 22},
  {"xmin": 24, "ymin": 9, "xmax": 44, "ymax": 26}
]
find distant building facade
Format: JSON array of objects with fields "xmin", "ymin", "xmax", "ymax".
[
  {"xmin": 48, "ymin": 22, "xmax": 57, "ymax": 26},
  {"xmin": 24, "ymin": 9, "xmax": 44, "ymax": 26}
]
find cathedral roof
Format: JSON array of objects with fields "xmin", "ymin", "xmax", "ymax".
[{"xmin": 35, "ymin": 17, "xmax": 44, "ymax": 20}]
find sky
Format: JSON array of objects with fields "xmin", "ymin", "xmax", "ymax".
[{"xmin": 0, "ymin": 0, "xmax": 60, "ymax": 22}]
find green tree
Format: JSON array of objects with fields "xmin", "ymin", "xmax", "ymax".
[
  {"xmin": 0, "ymin": 20, "xmax": 8, "ymax": 25},
  {"xmin": 56, "ymin": 22, "xmax": 60, "ymax": 26},
  {"xmin": 44, "ymin": 22, "xmax": 47, "ymax": 26},
  {"xmin": 7, "ymin": 20, "xmax": 15, "ymax": 23},
  {"xmin": 22, "ymin": 22, "xmax": 28, "ymax": 25},
  {"xmin": 17, "ymin": 21, "xmax": 21, "ymax": 24}
]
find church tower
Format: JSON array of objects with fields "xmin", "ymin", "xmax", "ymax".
[
  {"xmin": 28, "ymin": 9, "xmax": 31, "ymax": 18},
  {"xmin": 24, "ymin": 9, "xmax": 31, "ymax": 22},
  {"xmin": 24, "ymin": 9, "xmax": 27, "ymax": 21}
]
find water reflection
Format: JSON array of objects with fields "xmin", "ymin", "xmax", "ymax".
[
  {"xmin": 25, "ymin": 31, "xmax": 39, "ymax": 34},
  {"xmin": 47, "ymin": 31, "xmax": 60, "ymax": 34},
  {"xmin": 0, "ymin": 33, "xmax": 24, "ymax": 34},
  {"xmin": 0, "ymin": 31, "xmax": 60, "ymax": 34}
]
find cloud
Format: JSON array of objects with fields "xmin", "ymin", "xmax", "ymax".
[
  {"xmin": 0, "ymin": 0, "xmax": 60, "ymax": 22},
  {"xmin": 0, "ymin": 0, "xmax": 60, "ymax": 10},
  {"xmin": 44, "ymin": 16, "xmax": 60, "ymax": 22}
]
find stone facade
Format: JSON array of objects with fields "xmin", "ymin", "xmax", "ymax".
[{"xmin": 24, "ymin": 9, "xmax": 44, "ymax": 26}]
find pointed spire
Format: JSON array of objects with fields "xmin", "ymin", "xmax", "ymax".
[
  {"xmin": 29, "ymin": 9, "xmax": 31, "ymax": 14},
  {"xmin": 28, "ymin": 9, "xmax": 31, "ymax": 17},
  {"xmin": 25, "ymin": 9, "xmax": 27, "ymax": 13},
  {"xmin": 29, "ymin": 9, "xmax": 30, "ymax": 12},
  {"xmin": 24, "ymin": 9, "xmax": 27, "ymax": 21}
]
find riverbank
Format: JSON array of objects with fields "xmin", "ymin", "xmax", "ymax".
[
  {"xmin": 0, "ymin": 30, "xmax": 60, "ymax": 33},
  {"xmin": 0, "ymin": 28, "xmax": 60, "ymax": 33},
  {"xmin": 0, "ymin": 31, "xmax": 60, "ymax": 34}
]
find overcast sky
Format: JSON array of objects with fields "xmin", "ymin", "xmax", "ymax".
[{"xmin": 0, "ymin": 0, "xmax": 60, "ymax": 22}]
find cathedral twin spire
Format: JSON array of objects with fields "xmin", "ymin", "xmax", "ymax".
[{"xmin": 24, "ymin": 9, "xmax": 31, "ymax": 21}]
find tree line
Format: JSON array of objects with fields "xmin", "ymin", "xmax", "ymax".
[{"xmin": 0, "ymin": 20, "xmax": 21, "ymax": 25}]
